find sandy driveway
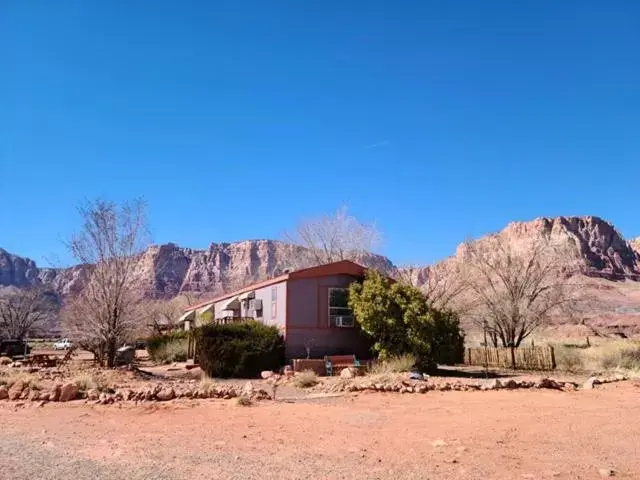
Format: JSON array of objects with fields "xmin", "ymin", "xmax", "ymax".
[{"xmin": 1, "ymin": 381, "xmax": 639, "ymax": 480}]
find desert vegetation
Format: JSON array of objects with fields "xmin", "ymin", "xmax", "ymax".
[
  {"xmin": 348, "ymin": 270, "xmax": 465, "ymax": 372},
  {"xmin": 292, "ymin": 370, "xmax": 318, "ymax": 388},
  {"xmin": 61, "ymin": 199, "xmax": 150, "ymax": 367},
  {"xmin": 367, "ymin": 354, "xmax": 416, "ymax": 375},
  {"xmin": 147, "ymin": 331, "xmax": 190, "ymax": 364},
  {"xmin": 196, "ymin": 321, "xmax": 285, "ymax": 378},
  {"xmin": 285, "ymin": 205, "xmax": 381, "ymax": 268},
  {"xmin": 555, "ymin": 340, "xmax": 640, "ymax": 374},
  {"xmin": 0, "ymin": 371, "xmax": 42, "ymax": 390},
  {"xmin": 460, "ymin": 235, "xmax": 586, "ymax": 348},
  {"xmin": 0, "ymin": 287, "xmax": 58, "ymax": 340}
]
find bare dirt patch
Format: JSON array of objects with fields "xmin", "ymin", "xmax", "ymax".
[{"xmin": 1, "ymin": 381, "xmax": 639, "ymax": 479}]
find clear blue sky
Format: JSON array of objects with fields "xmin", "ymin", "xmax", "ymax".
[{"xmin": 2, "ymin": 1, "xmax": 639, "ymax": 267}]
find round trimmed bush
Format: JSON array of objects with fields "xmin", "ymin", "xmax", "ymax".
[{"xmin": 195, "ymin": 321, "xmax": 285, "ymax": 378}]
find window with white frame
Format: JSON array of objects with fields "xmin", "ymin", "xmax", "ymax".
[{"xmin": 328, "ymin": 288, "xmax": 354, "ymax": 327}]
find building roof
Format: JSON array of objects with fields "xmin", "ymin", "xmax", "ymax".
[{"xmin": 184, "ymin": 260, "xmax": 367, "ymax": 312}]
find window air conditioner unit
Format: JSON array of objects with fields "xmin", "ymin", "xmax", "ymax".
[
  {"xmin": 253, "ymin": 299, "xmax": 263, "ymax": 310},
  {"xmin": 334, "ymin": 316, "xmax": 355, "ymax": 327}
]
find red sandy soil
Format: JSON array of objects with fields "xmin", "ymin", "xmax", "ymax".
[{"xmin": 1, "ymin": 381, "xmax": 639, "ymax": 479}]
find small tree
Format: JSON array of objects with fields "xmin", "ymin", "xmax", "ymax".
[
  {"xmin": 143, "ymin": 295, "xmax": 192, "ymax": 336},
  {"xmin": 461, "ymin": 234, "xmax": 582, "ymax": 348},
  {"xmin": 348, "ymin": 270, "xmax": 464, "ymax": 371},
  {"xmin": 0, "ymin": 287, "xmax": 57, "ymax": 340},
  {"xmin": 285, "ymin": 206, "xmax": 381, "ymax": 267},
  {"xmin": 61, "ymin": 199, "xmax": 149, "ymax": 367}
]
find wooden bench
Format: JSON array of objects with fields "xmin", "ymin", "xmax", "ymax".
[{"xmin": 324, "ymin": 354, "xmax": 360, "ymax": 376}]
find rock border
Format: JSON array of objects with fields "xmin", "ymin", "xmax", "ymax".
[
  {"xmin": 320, "ymin": 374, "xmax": 630, "ymax": 394},
  {"xmin": 0, "ymin": 381, "xmax": 271, "ymax": 405},
  {"xmin": 0, "ymin": 375, "xmax": 630, "ymax": 405}
]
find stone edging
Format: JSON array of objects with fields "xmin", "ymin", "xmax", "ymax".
[{"xmin": 321, "ymin": 374, "xmax": 630, "ymax": 394}]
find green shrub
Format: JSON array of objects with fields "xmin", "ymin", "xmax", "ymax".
[
  {"xmin": 429, "ymin": 310, "xmax": 465, "ymax": 365},
  {"xmin": 147, "ymin": 331, "xmax": 189, "ymax": 363},
  {"xmin": 195, "ymin": 321, "xmax": 285, "ymax": 378},
  {"xmin": 348, "ymin": 270, "xmax": 465, "ymax": 372}
]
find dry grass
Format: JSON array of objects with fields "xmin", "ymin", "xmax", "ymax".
[
  {"xmin": 368, "ymin": 354, "xmax": 416, "ymax": 376},
  {"xmin": 0, "ymin": 372, "xmax": 42, "ymax": 390},
  {"xmin": 73, "ymin": 373, "xmax": 110, "ymax": 393},
  {"xmin": 0, "ymin": 356, "xmax": 12, "ymax": 366},
  {"xmin": 554, "ymin": 346, "xmax": 586, "ymax": 373},
  {"xmin": 590, "ymin": 341, "xmax": 640, "ymax": 372},
  {"xmin": 293, "ymin": 370, "xmax": 318, "ymax": 388},
  {"xmin": 199, "ymin": 374, "xmax": 216, "ymax": 393},
  {"xmin": 152, "ymin": 339, "xmax": 189, "ymax": 364},
  {"xmin": 555, "ymin": 340, "xmax": 640, "ymax": 374},
  {"xmin": 236, "ymin": 396, "xmax": 253, "ymax": 407}
]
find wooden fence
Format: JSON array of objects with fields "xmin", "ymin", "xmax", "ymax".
[{"xmin": 464, "ymin": 346, "xmax": 556, "ymax": 370}]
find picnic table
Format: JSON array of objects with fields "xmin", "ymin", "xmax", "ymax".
[
  {"xmin": 22, "ymin": 348, "xmax": 75, "ymax": 368},
  {"xmin": 24, "ymin": 353, "xmax": 58, "ymax": 368}
]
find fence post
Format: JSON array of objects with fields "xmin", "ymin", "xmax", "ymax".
[{"xmin": 549, "ymin": 346, "xmax": 556, "ymax": 370}]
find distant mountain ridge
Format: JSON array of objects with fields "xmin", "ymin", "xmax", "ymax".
[
  {"xmin": 1, "ymin": 215, "xmax": 638, "ymax": 296},
  {"xmin": 0, "ymin": 240, "xmax": 395, "ymax": 299},
  {"xmin": 2, "ymin": 215, "xmax": 639, "ymax": 336}
]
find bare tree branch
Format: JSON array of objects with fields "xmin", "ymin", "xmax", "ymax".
[
  {"xmin": 61, "ymin": 199, "xmax": 149, "ymax": 367},
  {"xmin": 284, "ymin": 206, "xmax": 381, "ymax": 267},
  {"xmin": 0, "ymin": 287, "xmax": 57, "ymax": 340},
  {"xmin": 460, "ymin": 234, "xmax": 584, "ymax": 347},
  {"xmin": 397, "ymin": 260, "xmax": 470, "ymax": 313}
]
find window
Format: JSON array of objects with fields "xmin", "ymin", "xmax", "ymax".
[
  {"xmin": 271, "ymin": 286, "xmax": 277, "ymax": 319},
  {"xmin": 328, "ymin": 288, "xmax": 354, "ymax": 327}
]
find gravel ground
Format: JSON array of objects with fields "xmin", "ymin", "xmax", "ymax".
[
  {"xmin": 1, "ymin": 381, "xmax": 640, "ymax": 479},
  {"xmin": 0, "ymin": 436, "xmax": 177, "ymax": 480}
]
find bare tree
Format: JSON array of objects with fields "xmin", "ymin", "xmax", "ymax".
[
  {"xmin": 142, "ymin": 295, "xmax": 192, "ymax": 336},
  {"xmin": 461, "ymin": 234, "xmax": 582, "ymax": 348},
  {"xmin": 396, "ymin": 260, "xmax": 469, "ymax": 312},
  {"xmin": 285, "ymin": 206, "xmax": 381, "ymax": 267},
  {"xmin": 61, "ymin": 199, "xmax": 149, "ymax": 367},
  {"xmin": 0, "ymin": 287, "xmax": 57, "ymax": 340},
  {"xmin": 394, "ymin": 264, "xmax": 422, "ymax": 288}
]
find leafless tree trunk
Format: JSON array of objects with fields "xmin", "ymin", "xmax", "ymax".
[
  {"xmin": 285, "ymin": 206, "xmax": 381, "ymax": 267},
  {"xmin": 61, "ymin": 199, "xmax": 149, "ymax": 367},
  {"xmin": 461, "ymin": 234, "xmax": 583, "ymax": 348},
  {"xmin": 0, "ymin": 287, "xmax": 57, "ymax": 340}
]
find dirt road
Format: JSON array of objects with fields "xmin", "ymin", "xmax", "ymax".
[{"xmin": 1, "ymin": 382, "xmax": 639, "ymax": 479}]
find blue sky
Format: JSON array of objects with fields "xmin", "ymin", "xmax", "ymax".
[{"xmin": 2, "ymin": 1, "xmax": 639, "ymax": 267}]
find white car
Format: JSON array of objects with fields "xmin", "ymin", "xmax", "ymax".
[{"xmin": 53, "ymin": 339, "xmax": 73, "ymax": 350}]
